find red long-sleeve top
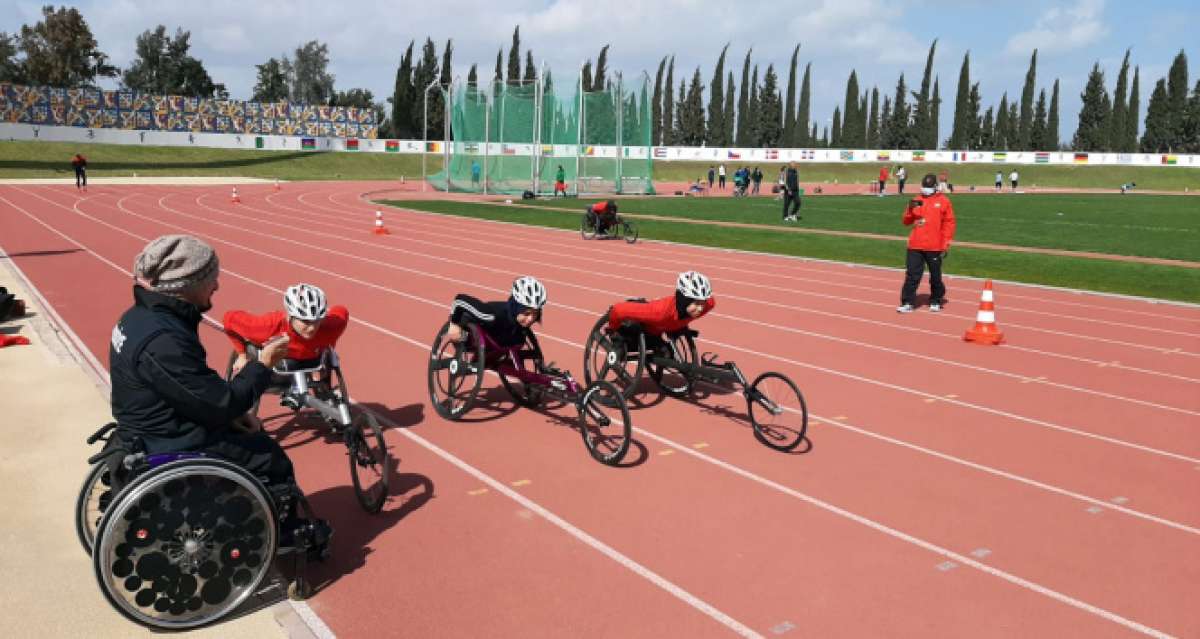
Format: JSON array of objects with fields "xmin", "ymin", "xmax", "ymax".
[
  {"xmin": 607, "ymin": 295, "xmax": 715, "ymax": 335},
  {"xmin": 223, "ymin": 306, "xmax": 349, "ymax": 359},
  {"xmin": 902, "ymin": 193, "xmax": 956, "ymax": 251}
]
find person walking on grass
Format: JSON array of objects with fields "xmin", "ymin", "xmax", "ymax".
[
  {"xmin": 1009, "ymin": 169, "xmax": 1020, "ymax": 192},
  {"xmin": 994, "ymin": 171, "xmax": 1003, "ymax": 192},
  {"xmin": 718, "ymin": 163, "xmax": 727, "ymax": 190},
  {"xmin": 898, "ymin": 174, "xmax": 956, "ymax": 313},
  {"xmin": 896, "ymin": 165, "xmax": 907, "ymax": 194},
  {"xmin": 781, "ymin": 162, "xmax": 801, "ymax": 222},
  {"xmin": 877, "ymin": 164, "xmax": 889, "ymax": 196}
]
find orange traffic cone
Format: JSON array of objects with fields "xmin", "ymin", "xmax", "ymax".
[
  {"xmin": 964, "ymin": 280, "xmax": 1005, "ymax": 345},
  {"xmin": 230, "ymin": 186, "xmax": 241, "ymax": 204},
  {"xmin": 273, "ymin": 178, "xmax": 281, "ymax": 192},
  {"xmin": 372, "ymin": 210, "xmax": 391, "ymax": 235}
]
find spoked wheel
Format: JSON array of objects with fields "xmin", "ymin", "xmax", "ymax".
[
  {"xmin": 578, "ymin": 381, "xmax": 632, "ymax": 466},
  {"xmin": 498, "ymin": 331, "xmax": 545, "ymax": 408},
  {"xmin": 581, "ymin": 213, "xmax": 598, "ymax": 240},
  {"xmin": 582, "ymin": 312, "xmax": 645, "ymax": 402},
  {"xmin": 621, "ymin": 220, "xmax": 638, "ymax": 244},
  {"xmin": 427, "ymin": 321, "xmax": 485, "ymax": 420},
  {"xmin": 346, "ymin": 407, "xmax": 390, "ymax": 513},
  {"xmin": 75, "ymin": 462, "xmax": 114, "ymax": 554},
  {"xmin": 647, "ymin": 331, "xmax": 698, "ymax": 398},
  {"xmin": 747, "ymin": 372, "xmax": 808, "ymax": 452}
]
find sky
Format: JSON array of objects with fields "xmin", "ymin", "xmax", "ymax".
[{"xmin": 2, "ymin": 0, "xmax": 1197, "ymax": 146}]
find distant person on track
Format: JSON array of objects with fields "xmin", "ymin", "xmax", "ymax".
[
  {"xmin": 707, "ymin": 166, "xmax": 716, "ymax": 190},
  {"xmin": 71, "ymin": 153, "xmax": 88, "ymax": 191},
  {"xmin": 751, "ymin": 167, "xmax": 763, "ymax": 195},
  {"xmin": 1120, "ymin": 181, "xmax": 1137, "ymax": 194},
  {"xmin": 444, "ymin": 276, "xmax": 547, "ymax": 348},
  {"xmin": 877, "ymin": 164, "xmax": 889, "ymax": 196},
  {"xmin": 471, "ymin": 160, "xmax": 482, "ymax": 190},
  {"xmin": 1009, "ymin": 169, "xmax": 1020, "ymax": 192},
  {"xmin": 994, "ymin": 171, "xmax": 1003, "ymax": 192},
  {"xmin": 554, "ymin": 165, "xmax": 567, "ymax": 197},
  {"xmin": 896, "ymin": 165, "xmax": 907, "ymax": 194},
  {"xmin": 897, "ymin": 174, "xmax": 956, "ymax": 313},
  {"xmin": 938, "ymin": 169, "xmax": 949, "ymax": 193},
  {"xmin": 718, "ymin": 164, "xmax": 727, "ymax": 190},
  {"xmin": 782, "ymin": 162, "xmax": 801, "ymax": 222},
  {"xmin": 604, "ymin": 271, "xmax": 716, "ymax": 353}
]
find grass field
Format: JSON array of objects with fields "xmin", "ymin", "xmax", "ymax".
[
  {"xmin": 519, "ymin": 194, "xmax": 1200, "ymax": 262},
  {"xmin": 3, "ymin": 139, "xmax": 1199, "ymax": 191},
  {"xmin": 381, "ymin": 198, "xmax": 1200, "ymax": 304}
]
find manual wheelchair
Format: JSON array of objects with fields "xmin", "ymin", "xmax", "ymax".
[
  {"xmin": 583, "ymin": 309, "xmax": 809, "ymax": 452},
  {"xmin": 427, "ymin": 321, "xmax": 633, "ymax": 465},
  {"xmin": 75, "ymin": 423, "xmax": 329, "ymax": 629},
  {"xmin": 581, "ymin": 210, "xmax": 638, "ymax": 244}
]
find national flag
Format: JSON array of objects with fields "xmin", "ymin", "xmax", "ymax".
[
  {"xmin": 1035, "ymin": 152, "xmax": 1050, "ymax": 163},
  {"xmin": 839, "ymin": 150, "xmax": 854, "ymax": 161},
  {"xmin": 728, "ymin": 150, "xmax": 741, "ymax": 159},
  {"xmin": 584, "ymin": 146, "xmax": 595, "ymax": 156},
  {"xmin": 800, "ymin": 149, "xmax": 815, "ymax": 160},
  {"xmin": 766, "ymin": 149, "xmax": 779, "ymax": 160},
  {"xmin": 501, "ymin": 144, "xmax": 516, "ymax": 156},
  {"xmin": 301, "ymin": 137, "xmax": 316, "ymax": 150},
  {"xmin": 254, "ymin": 136, "xmax": 264, "ymax": 149},
  {"xmin": 876, "ymin": 151, "xmax": 890, "ymax": 161},
  {"xmin": 426, "ymin": 141, "xmax": 441, "ymax": 153},
  {"xmin": 345, "ymin": 139, "xmax": 359, "ymax": 151},
  {"xmin": 1073, "ymin": 152, "xmax": 1088, "ymax": 164},
  {"xmin": 541, "ymin": 144, "xmax": 554, "ymax": 155},
  {"xmin": 992, "ymin": 152, "xmax": 1006, "ymax": 162},
  {"xmin": 1162, "ymin": 154, "xmax": 1178, "ymax": 165},
  {"xmin": 912, "ymin": 150, "xmax": 926, "ymax": 161},
  {"xmin": 385, "ymin": 140, "xmax": 399, "ymax": 152},
  {"xmin": 653, "ymin": 147, "xmax": 668, "ymax": 159}
]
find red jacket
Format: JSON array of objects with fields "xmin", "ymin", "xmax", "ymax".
[
  {"xmin": 607, "ymin": 295, "xmax": 715, "ymax": 335},
  {"xmin": 223, "ymin": 306, "xmax": 349, "ymax": 360},
  {"xmin": 902, "ymin": 193, "xmax": 956, "ymax": 251},
  {"xmin": 878, "ymin": 167, "xmax": 889, "ymax": 181}
]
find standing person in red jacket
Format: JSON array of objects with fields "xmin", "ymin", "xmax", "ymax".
[
  {"xmin": 877, "ymin": 165, "xmax": 889, "ymax": 196},
  {"xmin": 898, "ymin": 174, "xmax": 956, "ymax": 313},
  {"xmin": 71, "ymin": 153, "xmax": 88, "ymax": 190},
  {"xmin": 605, "ymin": 271, "xmax": 716, "ymax": 350},
  {"xmin": 224, "ymin": 284, "xmax": 350, "ymax": 427}
]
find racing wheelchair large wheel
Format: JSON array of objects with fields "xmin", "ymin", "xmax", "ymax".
[
  {"xmin": 92, "ymin": 458, "xmax": 278, "ymax": 630},
  {"xmin": 647, "ymin": 330, "xmax": 699, "ymax": 398},
  {"xmin": 578, "ymin": 381, "xmax": 632, "ymax": 466},
  {"xmin": 619, "ymin": 219, "xmax": 638, "ymax": 244},
  {"xmin": 76, "ymin": 461, "xmax": 114, "ymax": 554},
  {"xmin": 498, "ymin": 330, "xmax": 545, "ymax": 408},
  {"xmin": 582, "ymin": 311, "xmax": 645, "ymax": 402},
  {"xmin": 580, "ymin": 212, "xmax": 598, "ymax": 240},
  {"xmin": 747, "ymin": 372, "xmax": 808, "ymax": 452},
  {"xmin": 428, "ymin": 321, "xmax": 485, "ymax": 420}
]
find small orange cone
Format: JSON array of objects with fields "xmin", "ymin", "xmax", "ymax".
[
  {"xmin": 230, "ymin": 186, "xmax": 241, "ymax": 204},
  {"xmin": 372, "ymin": 210, "xmax": 391, "ymax": 235},
  {"xmin": 273, "ymin": 178, "xmax": 281, "ymax": 192},
  {"xmin": 964, "ymin": 280, "xmax": 1004, "ymax": 345}
]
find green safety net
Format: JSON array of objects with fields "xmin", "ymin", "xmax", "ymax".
[{"xmin": 429, "ymin": 74, "xmax": 653, "ymax": 195}]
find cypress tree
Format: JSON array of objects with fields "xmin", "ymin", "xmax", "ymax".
[
  {"xmin": 681, "ymin": 68, "xmax": 706, "ymax": 145},
  {"xmin": 910, "ymin": 40, "xmax": 937, "ymax": 149},
  {"xmin": 930, "ymin": 77, "xmax": 941, "ymax": 149},
  {"xmin": 437, "ymin": 39, "xmax": 453, "ymax": 139},
  {"xmin": 810, "ymin": 123, "xmax": 818, "ymax": 147},
  {"xmin": 673, "ymin": 79, "xmax": 685, "ymax": 143},
  {"xmin": 593, "ymin": 45, "xmax": 610, "ymax": 91},
  {"xmin": 949, "ymin": 52, "xmax": 971, "ymax": 149},
  {"xmin": 820, "ymin": 126, "xmax": 829, "ymax": 147},
  {"xmin": 885, "ymin": 73, "xmax": 910, "ymax": 148},
  {"xmin": 524, "ymin": 51, "xmax": 536, "ymax": 84},
  {"xmin": 978, "ymin": 106, "xmax": 994, "ymax": 149},
  {"xmin": 1109, "ymin": 50, "xmax": 1130, "ymax": 151},
  {"xmin": 867, "ymin": 87, "xmax": 880, "ymax": 147},
  {"xmin": 663, "ymin": 57, "xmax": 675, "ymax": 145},
  {"xmin": 1017, "ymin": 50, "xmax": 1037, "ymax": 149},
  {"xmin": 830, "ymin": 106, "xmax": 841, "ymax": 148},
  {"xmin": 1046, "ymin": 80, "xmax": 1060, "ymax": 150},
  {"xmin": 1030, "ymin": 89, "xmax": 1047, "ymax": 150},
  {"xmin": 880, "ymin": 96, "xmax": 892, "ymax": 148},
  {"xmin": 1007, "ymin": 100, "xmax": 1019, "ymax": 148},
  {"xmin": 995, "ymin": 93, "xmax": 1009, "ymax": 149},
  {"xmin": 859, "ymin": 94, "xmax": 868, "ymax": 147},
  {"xmin": 651, "ymin": 57, "xmax": 666, "ymax": 145},
  {"xmin": 1183, "ymin": 79, "xmax": 1200, "ymax": 152},
  {"xmin": 506, "ymin": 26, "xmax": 521, "ymax": 85},
  {"xmin": 736, "ymin": 49, "xmax": 752, "ymax": 146},
  {"xmin": 1166, "ymin": 50, "xmax": 1189, "ymax": 147},
  {"xmin": 747, "ymin": 65, "xmax": 760, "ymax": 145},
  {"xmin": 758, "ymin": 64, "xmax": 783, "ymax": 147},
  {"xmin": 723, "ymin": 71, "xmax": 735, "ymax": 146},
  {"xmin": 707, "ymin": 44, "xmax": 729, "ymax": 146},
  {"xmin": 797, "ymin": 63, "xmax": 811, "ymax": 146},
  {"xmin": 493, "ymin": 49, "xmax": 502, "ymax": 84},
  {"xmin": 841, "ymin": 70, "xmax": 861, "ymax": 147},
  {"xmin": 1073, "ymin": 62, "xmax": 1112, "ymax": 151},
  {"xmin": 1127, "ymin": 67, "xmax": 1140, "ymax": 151},
  {"xmin": 965, "ymin": 83, "xmax": 981, "ymax": 148},
  {"xmin": 1141, "ymin": 78, "xmax": 1171, "ymax": 152},
  {"xmin": 389, "ymin": 41, "xmax": 414, "ymax": 139},
  {"xmin": 784, "ymin": 44, "xmax": 800, "ymax": 146}
]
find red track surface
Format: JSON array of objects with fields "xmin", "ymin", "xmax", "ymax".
[{"xmin": 3, "ymin": 182, "xmax": 1198, "ymax": 638}]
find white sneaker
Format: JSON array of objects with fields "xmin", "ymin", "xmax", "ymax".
[
  {"xmin": 929, "ymin": 303, "xmax": 942, "ymax": 312},
  {"xmin": 896, "ymin": 304, "xmax": 914, "ymax": 313}
]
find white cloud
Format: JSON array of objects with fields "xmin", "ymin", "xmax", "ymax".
[{"xmin": 1004, "ymin": 0, "xmax": 1109, "ymax": 56}]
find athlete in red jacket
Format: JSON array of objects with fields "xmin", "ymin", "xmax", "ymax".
[
  {"xmin": 225, "ymin": 283, "xmax": 350, "ymax": 373},
  {"xmin": 898, "ymin": 174, "xmax": 956, "ymax": 313},
  {"xmin": 606, "ymin": 272, "xmax": 716, "ymax": 348}
]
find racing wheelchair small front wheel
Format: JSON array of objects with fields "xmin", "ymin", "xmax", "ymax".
[
  {"xmin": 581, "ymin": 212, "xmax": 598, "ymax": 240},
  {"xmin": 427, "ymin": 321, "xmax": 485, "ymax": 420},
  {"xmin": 346, "ymin": 407, "xmax": 390, "ymax": 513},
  {"xmin": 747, "ymin": 372, "xmax": 808, "ymax": 452},
  {"xmin": 620, "ymin": 219, "xmax": 638, "ymax": 244},
  {"xmin": 578, "ymin": 381, "xmax": 633, "ymax": 466}
]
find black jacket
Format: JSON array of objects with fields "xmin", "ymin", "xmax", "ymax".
[
  {"xmin": 109, "ymin": 286, "xmax": 272, "ymax": 453},
  {"xmin": 785, "ymin": 168, "xmax": 800, "ymax": 192},
  {"xmin": 449, "ymin": 294, "xmax": 530, "ymax": 347}
]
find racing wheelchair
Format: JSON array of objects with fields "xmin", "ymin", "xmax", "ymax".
[
  {"xmin": 581, "ymin": 210, "xmax": 638, "ymax": 244},
  {"xmin": 222, "ymin": 335, "xmax": 390, "ymax": 513},
  {"xmin": 76, "ymin": 422, "xmax": 329, "ymax": 629},
  {"xmin": 582, "ymin": 309, "xmax": 808, "ymax": 452},
  {"xmin": 427, "ymin": 321, "xmax": 633, "ymax": 465}
]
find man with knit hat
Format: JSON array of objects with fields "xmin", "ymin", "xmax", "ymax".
[{"xmin": 109, "ymin": 234, "xmax": 296, "ymax": 485}]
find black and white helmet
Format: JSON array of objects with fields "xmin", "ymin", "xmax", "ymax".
[
  {"xmin": 510, "ymin": 276, "xmax": 547, "ymax": 310},
  {"xmin": 284, "ymin": 283, "xmax": 328, "ymax": 321},
  {"xmin": 676, "ymin": 271, "xmax": 712, "ymax": 301}
]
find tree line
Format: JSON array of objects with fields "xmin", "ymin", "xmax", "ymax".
[{"xmin": 2, "ymin": 7, "xmax": 1198, "ymax": 152}]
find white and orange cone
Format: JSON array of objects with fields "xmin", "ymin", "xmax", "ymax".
[
  {"xmin": 230, "ymin": 186, "xmax": 241, "ymax": 204},
  {"xmin": 372, "ymin": 210, "xmax": 391, "ymax": 235},
  {"xmin": 964, "ymin": 280, "xmax": 1004, "ymax": 345}
]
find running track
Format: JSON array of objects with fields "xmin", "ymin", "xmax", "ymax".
[{"xmin": 2, "ymin": 182, "xmax": 1198, "ymax": 638}]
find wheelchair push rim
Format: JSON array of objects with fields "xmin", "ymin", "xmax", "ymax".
[
  {"xmin": 582, "ymin": 312, "xmax": 644, "ymax": 403},
  {"xmin": 76, "ymin": 461, "xmax": 114, "ymax": 555},
  {"xmin": 746, "ymin": 371, "xmax": 808, "ymax": 452},
  {"xmin": 578, "ymin": 381, "xmax": 633, "ymax": 465},
  {"xmin": 427, "ymin": 321, "xmax": 485, "ymax": 420},
  {"xmin": 347, "ymin": 408, "xmax": 390, "ymax": 513},
  {"xmin": 92, "ymin": 459, "xmax": 278, "ymax": 630}
]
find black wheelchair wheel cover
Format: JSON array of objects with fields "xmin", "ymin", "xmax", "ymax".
[{"xmin": 427, "ymin": 321, "xmax": 485, "ymax": 420}]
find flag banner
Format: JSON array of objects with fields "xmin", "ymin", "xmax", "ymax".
[
  {"xmin": 1162, "ymin": 155, "xmax": 1178, "ymax": 165},
  {"xmin": 345, "ymin": 138, "xmax": 358, "ymax": 151},
  {"xmin": 501, "ymin": 144, "xmax": 516, "ymax": 155},
  {"xmin": 653, "ymin": 147, "xmax": 668, "ymax": 158},
  {"xmin": 728, "ymin": 150, "xmax": 741, "ymax": 159},
  {"xmin": 1035, "ymin": 152, "xmax": 1049, "ymax": 163},
  {"xmin": 426, "ymin": 141, "xmax": 441, "ymax": 153},
  {"xmin": 912, "ymin": 150, "xmax": 925, "ymax": 161},
  {"xmin": 992, "ymin": 152, "xmax": 1006, "ymax": 162},
  {"xmin": 766, "ymin": 149, "xmax": 779, "ymax": 159},
  {"xmin": 1073, "ymin": 152, "xmax": 1088, "ymax": 164},
  {"xmin": 385, "ymin": 140, "xmax": 399, "ymax": 152},
  {"xmin": 839, "ymin": 150, "xmax": 854, "ymax": 161},
  {"xmin": 301, "ymin": 137, "xmax": 316, "ymax": 150},
  {"xmin": 585, "ymin": 146, "xmax": 595, "ymax": 156},
  {"xmin": 876, "ymin": 151, "xmax": 890, "ymax": 161},
  {"xmin": 254, "ymin": 136, "xmax": 264, "ymax": 149},
  {"xmin": 800, "ymin": 149, "xmax": 815, "ymax": 160},
  {"xmin": 541, "ymin": 144, "xmax": 554, "ymax": 155}
]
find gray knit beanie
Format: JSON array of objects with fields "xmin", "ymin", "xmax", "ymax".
[{"xmin": 133, "ymin": 235, "xmax": 219, "ymax": 292}]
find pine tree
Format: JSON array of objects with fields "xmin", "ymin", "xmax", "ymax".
[
  {"xmin": 995, "ymin": 93, "xmax": 1009, "ymax": 149},
  {"xmin": 1047, "ymin": 79, "xmax": 1060, "ymax": 150},
  {"xmin": 867, "ymin": 87, "xmax": 880, "ymax": 147},
  {"xmin": 797, "ymin": 63, "xmax": 811, "ymax": 146},
  {"xmin": 723, "ymin": 72, "xmax": 735, "ymax": 146},
  {"xmin": 707, "ymin": 44, "xmax": 729, "ymax": 146},
  {"xmin": 758, "ymin": 64, "xmax": 783, "ymax": 146},
  {"xmin": 663, "ymin": 57, "xmax": 675, "ymax": 145},
  {"xmin": 949, "ymin": 52, "xmax": 971, "ymax": 149},
  {"xmin": 1073, "ymin": 62, "xmax": 1112, "ymax": 151},
  {"xmin": 1141, "ymin": 78, "xmax": 1171, "ymax": 152},
  {"xmin": 1109, "ymin": 50, "xmax": 1130, "ymax": 151},
  {"xmin": 652, "ymin": 57, "xmax": 666, "ymax": 145},
  {"xmin": 506, "ymin": 27, "xmax": 521, "ymax": 85},
  {"xmin": 909, "ymin": 40, "xmax": 937, "ymax": 150},
  {"xmin": 1127, "ymin": 67, "xmax": 1140, "ymax": 151},
  {"xmin": 930, "ymin": 78, "xmax": 941, "ymax": 149},
  {"xmin": 1166, "ymin": 50, "xmax": 1189, "ymax": 148},
  {"xmin": 830, "ymin": 107, "xmax": 842, "ymax": 148},
  {"xmin": 783, "ymin": 44, "xmax": 800, "ymax": 146},
  {"xmin": 1017, "ymin": 50, "xmax": 1037, "ymax": 149},
  {"xmin": 736, "ymin": 50, "xmax": 752, "ymax": 146},
  {"xmin": 841, "ymin": 70, "xmax": 861, "ymax": 147},
  {"xmin": 1030, "ymin": 89, "xmax": 1047, "ymax": 150}
]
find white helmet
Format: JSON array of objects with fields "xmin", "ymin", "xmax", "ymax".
[
  {"xmin": 510, "ymin": 276, "xmax": 547, "ymax": 310},
  {"xmin": 676, "ymin": 271, "xmax": 712, "ymax": 301},
  {"xmin": 284, "ymin": 283, "xmax": 328, "ymax": 321}
]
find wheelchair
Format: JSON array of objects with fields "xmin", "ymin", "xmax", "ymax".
[
  {"xmin": 76, "ymin": 423, "xmax": 329, "ymax": 629},
  {"xmin": 581, "ymin": 210, "xmax": 638, "ymax": 244}
]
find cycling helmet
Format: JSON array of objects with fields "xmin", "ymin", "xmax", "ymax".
[
  {"xmin": 284, "ymin": 283, "xmax": 328, "ymax": 321},
  {"xmin": 676, "ymin": 271, "xmax": 712, "ymax": 301},
  {"xmin": 510, "ymin": 276, "xmax": 547, "ymax": 310}
]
